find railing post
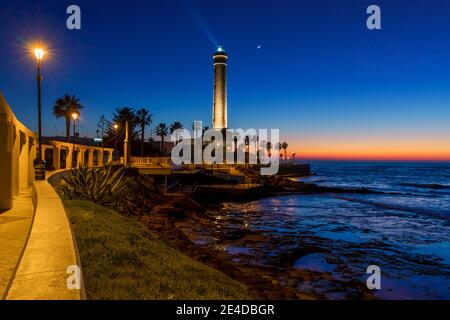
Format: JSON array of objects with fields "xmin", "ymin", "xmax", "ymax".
[
  {"xmin": 98, "ymin": 149, "xmax": 104, "ymax": 167},
  {"xmin": 124, "ymin": 121, "xmax": 129, "ymax": 166},
  {"xmin": 53, "ymin": 146, "xmax": 60, "ymax": 170}
]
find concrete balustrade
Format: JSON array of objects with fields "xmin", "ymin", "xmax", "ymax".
[
  {"xmin": 0, "ymin": 93, "xmax": 36, "ymax": 210},
  {"xmin": 41, "ymin": 140, "xmax": 113, "ymax": 170},
  {"xmin": 130, "ymin": 156, "xmax": 172, "ymax": 167}
]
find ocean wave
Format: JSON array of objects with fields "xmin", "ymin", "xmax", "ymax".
[
  {"xmin": 335, "ymin": 196, "xmax": 450, "ymax": 221},
  {"xmin": 399, "ymin": 183, "xmax": 450, "ymax": 190},
  {"xmin": 315, "ymin": 185, "xmax": 423, "ymax": 197}
]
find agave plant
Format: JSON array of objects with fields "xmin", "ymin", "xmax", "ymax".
[{"xmin": 58, "ymin": 165, "xmax": 131, "ymax": 206}]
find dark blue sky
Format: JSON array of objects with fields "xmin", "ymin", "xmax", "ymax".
[{"xmin": 1, "ymin": 0, "xmax": 450, "ymax": 159}]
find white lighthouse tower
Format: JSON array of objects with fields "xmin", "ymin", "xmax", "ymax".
[{"xmin": 212, "ymin": 46, "xmax": 228, "ymax": 130}]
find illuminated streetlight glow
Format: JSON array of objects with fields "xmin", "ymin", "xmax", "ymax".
[
  {"xmin": 72, "ymin": 113, "xmax": 79, "ymax": 120},
  {"xmin": 34, "ymin": 48, "xmax": 45, "ymax": 60},
  {"xmin": 114, "ymin": 124, "xmax": 119, "ymax": 130}
]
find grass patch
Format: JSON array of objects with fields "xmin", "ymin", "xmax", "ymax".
[{"xmin": 64, "ymin": 200, "xmax": 251, "ymax": 300}]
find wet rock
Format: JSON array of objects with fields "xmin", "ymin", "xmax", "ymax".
[
  {"xmin": 241, "ymin": 234, "xmax": 267, "ymax": 243},
  {"xmin": 152, "ymin": 204, "xmax": 186, "ymax": 217}
]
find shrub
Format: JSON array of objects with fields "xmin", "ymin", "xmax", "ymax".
[{"xmin": 58, "ymin": 165, "xmax": 131, "ymax": 206}]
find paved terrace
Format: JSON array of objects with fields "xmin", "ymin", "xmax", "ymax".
[{"xmin": 0, "ymin": 189, "xmax": 34, "ymax": 298}]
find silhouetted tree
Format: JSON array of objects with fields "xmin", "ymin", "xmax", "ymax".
[
  {"xmin": 169, "ymin": 121, "xmax": 183, "ymax": 143},
  {"xmin": 136, "ymin": 108, "xmax": 153, "ymax": 157},
  {"xmin": 53, "ymin": 94, "xmax": 84, "ymax": 142},
  {"xmin": 97, "ymin": 115, "xmax": 112, "ymax": 148},
  {"xmin": 281, "ymin": 142, "xmax": 288, "ymax": 159},
  {"xmin": 155, "ymin": 123, "xmax": 169, "ymax": 155},
  {"xmin": 266, "ymin": 141, "xmax": 273, "ymax": 157},
  {"xmin": 112, "ymin": 107, "xmax": 139, "ymax": 139}
]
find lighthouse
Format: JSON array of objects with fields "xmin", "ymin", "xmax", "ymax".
[{"xmin": 212, "ymin": 45, "xmax": 228, "ymax": 129}]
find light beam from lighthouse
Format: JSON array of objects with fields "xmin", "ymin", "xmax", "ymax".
[{"xmin": 212, "ymin": 45, "xmax": 228, "ymax": 129}]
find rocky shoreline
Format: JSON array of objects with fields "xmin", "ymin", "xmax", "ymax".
[
  {"xmin": 140, "ymin": 192, "xmax": 376, "ymax": 300},
  {"xmin": 141, "ymin": 210, "xmax": 303, "ymax": 299},
  {"xmin": 134, "ymin": 171, "xmax": 384, "ymax": 300}
]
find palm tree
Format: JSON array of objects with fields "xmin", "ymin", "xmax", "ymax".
[
  {"xmin": 281, "ymin": 142, "xmax": 288, "ymax": 159},
  {"xmin": 136, "ymin": 108, "xmax": 153, "ymax": 157},
  {"xmin": 155, "ymin": 123, "xmax": 169, "ymax": 155},
  {"xmin": 112, "ymin": 107, "xmax": 138, "ymax": 132},
  {"xmin": 266, "ymin": 141, "xmax": 273, "ymax": 157},
  {"xmin": 276, "ymin": 142, "xmax": 282, "ymax": 158},
  {"xmin": 53, "ymin": 94, "xmax": 84, "ymax": 142},
  {"xmin": 169, "ymin": 121, "xmax": 183, "ymax": 143},
  {"xmin": 232, "ymin": 132, "xmax": 241, "ymax": 152}
]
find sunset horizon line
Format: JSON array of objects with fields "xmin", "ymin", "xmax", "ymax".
[{"xmin": 294, "ymin": 156, "xmax": 450, "ymax": 162}]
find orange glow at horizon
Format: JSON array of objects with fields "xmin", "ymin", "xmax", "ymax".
[{"xmin": 286, "ymin": 136, "xmax": 450, "ymax": 161}]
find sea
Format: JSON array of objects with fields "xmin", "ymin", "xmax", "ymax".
[{"xmin": 217, "ymin": 161, "xmax": 450, "ymax": 299}]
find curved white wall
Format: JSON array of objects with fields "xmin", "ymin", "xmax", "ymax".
[{"xmin": 0, "ymin": 93, "xmax": 36, "ymax": 210}]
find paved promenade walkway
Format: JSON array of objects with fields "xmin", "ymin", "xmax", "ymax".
[
  {"xmin": 0, "ymin": 189, "xmax": 34, "ymax": 299},
  {"xmin": 3, "ymin": 175, "xmax": 82, "ymax": 300}
]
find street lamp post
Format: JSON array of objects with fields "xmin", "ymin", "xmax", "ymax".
[
  {"xmin": 33, "ymin": 48, "xmax": 45, "ymax": 180},
  {"xmin": 114, "ymin": 124, "xmax": 119, "ymax": 160},
  {"xmin": 72, "ymin": 113, "xmax": 78, "ymax": 140},
  {"xmin": 124, "ymin": 121, "xmax": 129, "ymax": 166},
  {"xmin": 72, "ymin": 113, "xmax": 79, "ymax": 168}
]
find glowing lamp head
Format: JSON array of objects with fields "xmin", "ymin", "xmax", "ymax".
[
  {"xmin": 113, "ymin": 124, "xmax": 119, "ymax": 130},
  {"xmin": 214, "ymin": 45, "xmax": 228, "ymax": 61},
  {"xmin": 71, "ymin": 113, "xmax": 79, "ymax": 121},
  {"xmin": 34, "ymin": 48, "xmax": 45, "ymax": 60}
]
